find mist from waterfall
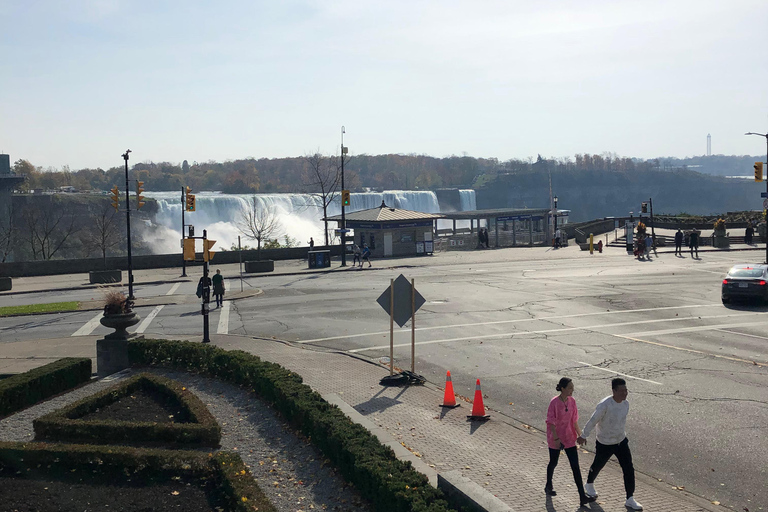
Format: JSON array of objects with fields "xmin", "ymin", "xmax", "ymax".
[{"xmin": 145, "ymin": 190, "xmax": 467, "ymax": 253}]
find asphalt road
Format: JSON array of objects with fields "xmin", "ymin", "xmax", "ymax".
[{"xmin": 1, "ymin": 250, "xmax": 766, "ymax": 509}]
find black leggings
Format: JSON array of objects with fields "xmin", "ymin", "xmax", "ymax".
[
  {"xmin": 546, "ymin": 446, "xmax": 586, "ymax": 497},
  {"xmin": 587, "ymin": 437, "xmax": 635, "ymax": 498}
]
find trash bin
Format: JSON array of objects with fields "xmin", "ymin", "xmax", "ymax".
[{"xmin": 308, "ymin": 250, "xmax": 331, "ymax": 269}]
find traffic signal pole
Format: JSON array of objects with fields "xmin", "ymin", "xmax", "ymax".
[
  {"xmin": 746, "ymin": 132, "xmax": 768, "ymax": 264},
  {"xmin": 181, "ymin": 187, "xmax": 187, "ymax": 277},
  {"xmin": 122, "ymin": 150, "xmax": 135, "ymax": 300}
]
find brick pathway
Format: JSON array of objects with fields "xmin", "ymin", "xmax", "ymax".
[{"xmin": 217, "ymin": 335, "xmax": 721, "ymax": 512}]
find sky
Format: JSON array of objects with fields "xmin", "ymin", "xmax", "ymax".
[{"xmin": 1, "ymin": 0, "xmax": 767, "ymax": 171}]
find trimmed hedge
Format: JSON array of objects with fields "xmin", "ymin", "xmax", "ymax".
[
  {"xmin": 33, "ymin": 372, "xmax": 221, "ymax": 447},
  {"xmin": 0, "ymin": 357, "xmax": 92, "ymax": 418},
  {"xmin": 0, "ymin": 441, "xmax": 274, "ymax": 512},
  {"xmin": 129, "ymin": 339, "xmax": 458, "ymax": 512}
]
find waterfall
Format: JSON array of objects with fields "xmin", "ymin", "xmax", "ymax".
[{"xmin": 144, "ymin": 189, "xmax": 474, "ymax": 253}]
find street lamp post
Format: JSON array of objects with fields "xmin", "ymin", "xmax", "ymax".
[
  {"xmin": 340, "ymin": 126, "xmax": 347, "ymax": 267},
  {"xmin": 553, "ymin": 195, "xmax": 558, "ymax": 247},
  {"xmin": 745, "ymin": 132, "xmax": 768, "ymax": 263},
  {"xmin": 122, "ymin": 150, "xmax": 135, "ymax": 300}
]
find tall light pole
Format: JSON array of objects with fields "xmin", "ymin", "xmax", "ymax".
[
  {"xmin": 340, "ymin": 126, "xmax": 347, "ymax": 267},
  {"xmin": 745, "ymin": 132, "xmax": 768, "ymax": 263},
  {"xmin": 122, "ymin": 150, "xmax": 135, "ymax": 300}
]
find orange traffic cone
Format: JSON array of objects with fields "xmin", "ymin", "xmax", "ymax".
[
  {"xmin": 440, "ymin": 371, "xmax": 460, "ymax": 408},
  {"xmin": 467, "ymin": 378, "xmax": 490, "ymax": 420}
]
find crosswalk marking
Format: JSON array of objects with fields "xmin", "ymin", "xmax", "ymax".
[
  {"xmin": 217, "ymin": 301, "xmax": 230, "ymax": 334},
  {"xmin": 134, "ymin": 305, "xmax": 164, "ymax": 334},
  {"xmin": 166, "ymin": 283, "xmax": 181, "ymax": 295},
  {"xmin": 71, "ymin": 312, "xmax": 104, "ymax": 337}
]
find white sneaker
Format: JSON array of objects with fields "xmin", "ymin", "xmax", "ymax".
[
  {"xmin": 584, "ymin": 483, "xmax": 597, "ymax": 498},
  {"xmin": 625, "ymin": 496, "xmax": 643, "ymax": 510}
]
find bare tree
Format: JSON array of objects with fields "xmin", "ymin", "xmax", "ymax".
[
  {"xmin": 0, "ymin": 203, "xmax": 16, "ymax": 263},
  {"xmin": 20, "ymin": 200, "xmax": 79, "ymax": 260},
  {"xmin": 80, "ymin": 203, "xmax": 122, "ymax": 267},
  {"xmin": 302, "ymin": 152, "xmax": 340, "ymax": 246},
  {"xmin": 237, "ymin": 196, "xmax": 282, "ymax": 260}
]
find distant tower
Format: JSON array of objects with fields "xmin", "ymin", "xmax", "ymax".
[{"xmin": 707, "ymin": 133, "xmax": 711, "ymax": 156}]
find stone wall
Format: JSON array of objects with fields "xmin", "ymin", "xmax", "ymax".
[{"xmin": 0, "ymin": 245, "xmax": 343, "ymax": 278}]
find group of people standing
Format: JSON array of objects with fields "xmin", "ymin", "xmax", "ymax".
[
  {"xmin": 545, "ymin": 377, "xmax": 643, "ymax": 510},
  {"xmin": 673, "ymin": 229, "xmax": 699, "ymax": 258}
]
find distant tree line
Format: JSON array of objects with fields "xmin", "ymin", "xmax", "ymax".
[{"xmin": 9, "ymin": 152, "xmax": 761, "ymax": 195}]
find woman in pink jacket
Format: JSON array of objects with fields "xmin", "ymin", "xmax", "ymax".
[{"xmin": 545, "ymin": 377, "xmax": 595, "ymax": 505}]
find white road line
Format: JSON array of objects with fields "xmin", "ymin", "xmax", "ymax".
[
  {"xmin": 134, "ymin": 305, "xmax": 164, "ymax": 334},
  {"xmin": 346, "ymin": 312, "xmax": 763, "ymax": 353},
  {"xmin": 71, "ymin": 312, "xmax": 104, "ymax": 337},
  {"xmin": 217, "ymin": 301, "xmax": 230, "ymax": 334},
  {"xmin": 612, "ymin": 334, "xmax": 767, "ymax": 367},
  {"xmin": 576, "ymin": 361, "xmax": 662, "ymax": 385},
  {"xmin": 714, "ymin": 328, "xmax": 768, "ymax": 341},
  {"xmin": 299, "ymin": 303, "xmax": 722, "ymax": 344},
  {"xmin": 624, "ymin": 320, "xmax": 768, "ymax": 337},
  {"xmin": 166, "ymin": 283, "xmax": 181, "ymax": 295}
]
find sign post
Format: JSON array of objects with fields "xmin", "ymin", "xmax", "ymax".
[{"xmin": 376, "ymin": 274, "xmax": 426, "ymax": 384}]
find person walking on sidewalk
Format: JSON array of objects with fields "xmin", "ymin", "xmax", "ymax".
[
  {"xmin": 360, "ymin": 244, "xmax": 372, "ymax": 268},
  {"xmin": 577, "ymin": 378, "xmax": 643, "ymax": 511},
  {"xmin": 545, "ymin": 377, "xmax": 596, "ymax": 506},
  {"xmin": 352, "ymin": 243, "xmax": 362, "ymax": 266},
  {"xmin": 212, "ymin": 269, "xmax": 225, "ymax": 307},
  {"xmin": 674, "ymin": 228, "xmax": 683, "ymax": 256},
  {"xmin": 689, "ymin": 230, "xmax": 699, "ymax": 258}
]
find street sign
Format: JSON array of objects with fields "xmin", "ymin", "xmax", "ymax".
[
  {"xmin": 762, "ymin": 192, "xmax": 768, "ymax": 198},
  {"xmin": 377, "ymin": 274, "xmax": 425, "ymax": 327},
  {"xmin": 334, "ymin": 228, "xmax": 351, "ymax": 234}
]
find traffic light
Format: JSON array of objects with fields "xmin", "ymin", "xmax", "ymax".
[
  {"xmin": 136, "ymin": 180, "xmax": 145, "ymax": 209},
  {"xmin": 183, "ymin": 238, "xmax": 196, "ymax": 261},
  {"xmin": 185, "ymin": 186, "xmax": 196, "ymax": 211},
  {"xmin": 203, "ymin": 239, "xmax": 216, "ymax": 262},
  {"xmin": 341, "ymin": 189, "xmax": 351, "ymax": 206},
  {"xmin": 110, "ymin": 185, "xmax": 120, "ymax": 211},
  {"xmin": 755, "ymin": 162, "xmax": 764, "ymax": 182},
  {"xmin": 641, "ymin": 202, "xmax": 648, "ymax": 213}
]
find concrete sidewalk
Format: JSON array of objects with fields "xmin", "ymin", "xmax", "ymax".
[{"xmin": 0, "ymin": 333, "xmax": 725, "ymax": 511}]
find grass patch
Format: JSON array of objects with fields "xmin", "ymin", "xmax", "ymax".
[{"xmin": 0, "ymin": 301, "xmax": 80, "ymax": 317}]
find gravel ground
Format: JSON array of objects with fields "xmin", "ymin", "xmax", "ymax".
[{"xmin": 0, "ymin": 368, "xmax": 374, "ymax": 512}]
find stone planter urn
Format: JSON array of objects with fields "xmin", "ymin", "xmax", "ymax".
[
  {"xmin": 97, "ymin": 311, "xmax": 140, "ymax": 378},
  {"xmin": 100, "ymin": 311, "xmax": 140, "ymax": 340},
  {"xmin": 713, "ymin": 233, "xmax": 729, "ymax": 248}
]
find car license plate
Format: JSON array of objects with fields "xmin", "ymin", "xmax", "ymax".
[{"xmin": 739, "ymin": 282, "xmax": 748, "ymax": 288}]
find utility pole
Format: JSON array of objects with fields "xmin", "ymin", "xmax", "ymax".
[
  {"xmin": 340, "ymin": 126, "xmax": 347, "ymax": 267},
  {"xmin": 122, "ymin": 150, "xmax": 134, "ymax": 300},
  {"xmin": 745, "ymin": 132, "xmax": 768, "ymax": 264}
]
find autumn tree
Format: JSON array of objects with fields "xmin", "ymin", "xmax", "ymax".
[{"xmin": 237, "ymin": 196, "xmax": 282, "ymax": 260}]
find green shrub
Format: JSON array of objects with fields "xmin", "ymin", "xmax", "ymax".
[
  {"xmin": 33, "ymin": 372, "xmax": 221, "ymax": 447},
  {"xmin": 0, "ymin": 442, "xmax": 275, "ymax": 511},
  {"xmin": 129, "ymin": 339, "xmax": 457, "ymax": 512},
  {"xmin": 0, "ymin": 358, "xmax": 92, "ymax": 418}
]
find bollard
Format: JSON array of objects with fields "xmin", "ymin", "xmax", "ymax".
[{"xmin": 589, "ymin": 233, "xmax": 594, "ymax": 254}]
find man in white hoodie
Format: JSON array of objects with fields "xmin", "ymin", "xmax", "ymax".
[{"xmin": 577, "ymin": 378, "xmax": 643, "ymax": 510}]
